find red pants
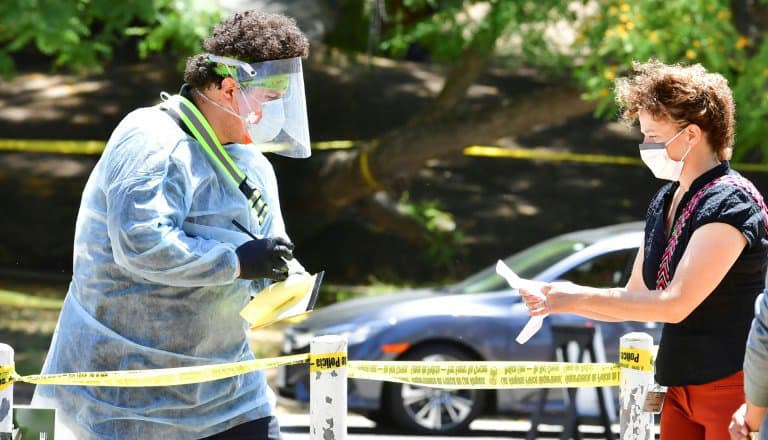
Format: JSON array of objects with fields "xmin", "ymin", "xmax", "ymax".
[{"xmin": 660, "ymin": 370, "xmax": 744, "ymax": 440}]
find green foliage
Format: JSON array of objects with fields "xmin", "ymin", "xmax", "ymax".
[
  {"xmin": 314, "ymin": 282, "xmax": 403, "ymax": 308},
  {"xmin": 323, "ymin": 0, "xmax": 373, "ymax": 53},
  {"xmin": 573, "ymin": 0, "xmax": 768, "ymax": 160},
  {"xmin": 379, "ymin": 0, "xmax": 768, "ymax": 160},
  {"xmin": 730, "ymin": 38, "xmax": 768, "ymax": 160},
  {"xmin": 398, "ymin": 191, "xmax": 465, "ymax": 274},
  {"xmin": 0, "ymin": 0, "xmax": 220, "ymax": 77},
  {"xmin": 380, "ymin": 0, "xmax": 578, "ymax": 69}
]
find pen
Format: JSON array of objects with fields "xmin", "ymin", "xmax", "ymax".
[
  {"xmin": 232, "ymin": 219, "xmax": 258, "ymax": 240},
  {"xmin": 232, "ymin": 219, "xmax": 296, "ymax": 268}
]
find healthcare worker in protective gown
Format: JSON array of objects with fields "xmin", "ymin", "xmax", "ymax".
[{"xmin": 32, "ymin": 11, "xmax": 311, "ymax": 440}]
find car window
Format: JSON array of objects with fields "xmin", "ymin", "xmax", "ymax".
[
  {"xmin": 557, "ymin": 249, "xmax": 637, "ymax": 287},
  {"xmin": 450, "ymin": 238, "xmax": 589, "ymax": 294}
]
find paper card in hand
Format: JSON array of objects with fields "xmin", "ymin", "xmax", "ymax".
[{"xmin": 240, "ymin": 271, "xmax": 324, "ymax": 329}]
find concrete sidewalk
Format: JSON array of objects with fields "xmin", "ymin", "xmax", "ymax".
[{"xmin": 275, "ymin": 405, "xmax": 640, "ymax": 439}]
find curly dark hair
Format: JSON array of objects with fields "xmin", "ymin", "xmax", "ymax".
[
  {"xmin": 184, "ymin": 11, "xmax": 309, "ymax": 89},
  {"xmin": 615, "ymin": 59, "xmax": 735, "ymax": 161}
]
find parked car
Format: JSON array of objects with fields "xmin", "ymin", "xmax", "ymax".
[{"xmin": 276, "ymin": 221, "xmax": 661, "ymax": 434}]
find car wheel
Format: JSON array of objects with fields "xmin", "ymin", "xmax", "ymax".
[{"xmin": 383, "ymin": 343, "xmax": 487, "ymax": 435}]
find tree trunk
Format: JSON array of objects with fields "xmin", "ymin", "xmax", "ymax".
[
  {"xmin": 280, "ymin": 84, "xmax": 597, "ymax": 240},
  {"xmin": 281, "ymin": 2, "xmax": 588, "ymax": 241},
  {"xmin": 730, "ymin": 0, "xmax": 768, "ymax": 49},
  {"xmin": 414, "ymin": 47, "xmax": 489, "ymax": 124},
  {"xmin": 325, "ymin": 84, "xmax": 594, "ymax": 203}
]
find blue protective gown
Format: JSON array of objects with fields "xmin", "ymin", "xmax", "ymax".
[{"xmin": 32, "ymin": 94, "xmax": 288, "ymax": 439}]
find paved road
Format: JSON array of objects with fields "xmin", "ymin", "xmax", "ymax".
[{"xmin": 275, "ymin": 406, "xmax": 625, "ymax": 439}]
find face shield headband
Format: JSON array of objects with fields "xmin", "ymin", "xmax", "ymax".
[{"xmin": 207, "ymin": 54, "xmax": 311, "ymax": 158}]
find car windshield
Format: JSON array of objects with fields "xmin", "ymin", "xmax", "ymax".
[{"xmin": 447, "ymin": 237, "xmax": 588, "ymax": 294}]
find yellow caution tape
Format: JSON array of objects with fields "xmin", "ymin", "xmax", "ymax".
[
  {"xmin": 348, "ymin": 360, "xmax": 620, "ymax": 389},
  {"xmin": 0, "ymin": 289, "xmax": 64, "ymax": 310},
  {"xmin": 464, "ymin": 145, "xmax": 645, "ymax": 166},
  {"xmin": 358, "ymin": 148, "xmax": 379, "ymax": 188},
  {"xmin": 0, "ymin": 139, "xmax": 107, "ymax": 155},
  {"xmin": 619, "ymin": 347, "xmax": 654, "ymax": 372},
  {"xmin": 310, "ymin": 352, "xmax": 348, "ymax": 373},
  {"xmin": 3, "ymin": 139, "xmax": 767, "ymax": 172},
  {"xmin": 0, "ymin": 364, "xmax": 13, "ymax": 392},
  {"xmin": 9, "ymin": 354, "xmax": 309, "ymax": 387},
  {"xmin": 0, "ymin": 348, "xmax": 653, "ymax": 389},
  {"xmin": 0, "ymin": 139, "xmax": 358, "ymax": 155},
  {"xmin": 313, "ymin": 140, "xmax": 357, "ymax": 150},
  {"xmin": 464, "ymin": 145, "xmax": 768, "ymax": 172}
]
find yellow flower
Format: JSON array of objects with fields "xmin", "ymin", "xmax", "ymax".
[
  {"xmin": 619, "ymin": 13, "xmax": 629, "ymax": 23},
  {"xmin": 736, "ymin": 36, "xmax": 750, "ymax": 49},
  {"xmin": 615, "ymin": 25, "xmax": 628, "ymax": 39},
  {"xmin": 648, "ymin": 31, "xmax": 659, "ymax": 43},
  {"xmin": 599, "ymin": 88, "xmax": 610, "ymax": 97},
  {"xmin": 686, "ymin": 49, "xmax": 696, "ymax": 59},
  {"xmin": 604, "ymin": 68, "xmax": 617, "ymax": 81},
  {"xmin": 717, "ymin": 10, "xmax": 731, "ymax": 20},
  {"xmin": 609, "ymin": 5, "xmax": 618, "ymax": 14},
  {"xmin": 620, "ymin": 3, "xmax": 630, "ymax": 12},
  {"xmin": 626, "ymin": 21, "xmax": 635, "ymax": 30},
  {"xmin": 693, "ymin": 40, "xmax": 701, "ymax": 48}
]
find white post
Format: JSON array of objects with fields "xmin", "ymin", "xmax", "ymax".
[
  {"xmin": 619, "ymin": 332, "xmax": 654, "ymax": 440},
  {"xmin": 310, "ymin": 335, "xmax": 347, "ymax": 440},
  {"xmin": 0, "ymin": 343, "xmax": 14, "ymax": 440}
]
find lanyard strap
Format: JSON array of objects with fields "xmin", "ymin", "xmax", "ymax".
[
  {"xmin": 656, "ymin": 174, "xmax": 768, "ymax": 289},
  {"xmin": 165, "ymin": 95, "xmax": 268, "ymax": 225}
]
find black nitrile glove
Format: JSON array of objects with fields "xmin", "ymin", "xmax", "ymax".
[{"xmin": 235, "ymin": 237, "xmax": 294, "ymax": 281}]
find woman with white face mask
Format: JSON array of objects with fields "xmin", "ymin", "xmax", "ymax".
[{"xmin": 519, "ymin": 60, "xmax": 768, "ymax": 440}]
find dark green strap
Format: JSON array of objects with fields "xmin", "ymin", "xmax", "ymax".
[{"xmin": 165, "ymin": 95, "xmax": 268, "ymax": 224}]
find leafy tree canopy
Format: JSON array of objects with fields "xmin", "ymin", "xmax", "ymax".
[
  {"xmin": 5, "ymin": 0, "xmax": 768, "ymax": 160},
  {"xmin": 0, "ymin": 0, "xmax": 220, "ymax": 76},
  {"xmin": 366, "ymin": 0, "xmax": 768, "ymax": 161}
]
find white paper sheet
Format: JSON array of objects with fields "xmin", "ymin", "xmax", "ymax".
[{"xmin": 495, "ymin": 260, "xmax": 549, "ymax": 344}]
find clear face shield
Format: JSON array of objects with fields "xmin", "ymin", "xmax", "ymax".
[{"xmin": 209, "ymin": 54, "xmax": 311, "ymax": 158}]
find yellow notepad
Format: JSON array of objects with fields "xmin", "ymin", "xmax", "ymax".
[{"xmin": 240, "ymin": 272, "xmax": 322, "ymax": 329}]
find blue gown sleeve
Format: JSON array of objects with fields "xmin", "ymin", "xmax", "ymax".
[
  {"xmin": 745, "ymin": 293, "xmax": 768, "ymax": 406},
  {"xmin": 105, "ymin": 155, "xmax": 240, "ymax": 287}
]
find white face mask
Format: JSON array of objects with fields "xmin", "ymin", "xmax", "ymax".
[
  {"xmin": 247, "ymin": 98, "xmax": 285, "ymax": 144},
  {"xmin": 639, "ymin": 127, "xmax": 691, "ymax": 181},
  {"xmin": 195, "ymin": 90, "xmax": 285, "ymax": 144}
]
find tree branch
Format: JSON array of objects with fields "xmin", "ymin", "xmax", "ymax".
[{"xmin": 300, "ymin": 84, "xmax": 596, "ymax": 209}]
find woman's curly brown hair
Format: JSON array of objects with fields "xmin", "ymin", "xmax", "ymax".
[
  {"xmin": 184, "ymin": 11, "xmax": 309, "ymax": 89},
  {"xmin": 615, "ymin": 59, "xmax": 735, "ymax": 161}
]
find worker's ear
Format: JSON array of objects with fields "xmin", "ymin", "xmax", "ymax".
[{"xmin": 220, "ymin": 77, "xmax": 238, "ymax": 102}]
